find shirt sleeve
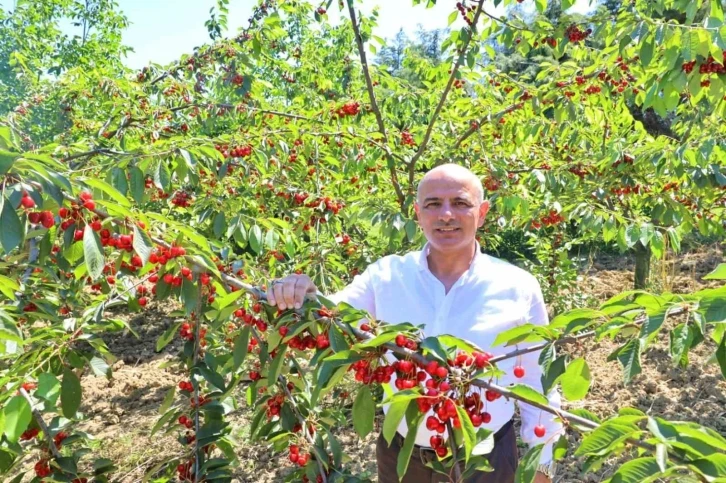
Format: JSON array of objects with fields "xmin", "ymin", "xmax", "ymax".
[
  {"xmin": 325, "ymin": 265, "xmax": 376, "ymax": 319},
  {"xmin": 516, "ymin": 278, "xmax": 564, "ymax": 465}
]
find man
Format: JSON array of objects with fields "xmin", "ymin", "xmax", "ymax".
[{"xmin": 266, "ymin": 164, "xmax": 562, "ymax": 482}]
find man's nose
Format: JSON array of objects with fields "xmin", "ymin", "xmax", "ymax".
[{"xmin": 438, "ymin": 203, "xmax": 454, "ymax": 221}]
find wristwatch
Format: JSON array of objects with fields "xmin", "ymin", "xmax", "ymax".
[{"xmin": 536, "ymin": 462, "xmax": 557, "ymax": 478}]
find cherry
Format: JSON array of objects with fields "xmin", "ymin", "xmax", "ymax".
[
  {"xmin": 482, "ymin": 412, "xmax": 492, "ymax": 424},
  {"xmin": 514, "ymin": 366, "xmax": 525, "ymax": 378},
  {"xmin": 534, "ymin": 424, "xmax": 546, "ymax": 438},
  {"xmin": 279, "ymin": 326, "xmax": 289, "ymax": 336},
  {"xmin": 138, "ymin": 297, "xmax": 148, "ymax": 307},
  {"xmin": 20, "ymin": 195, "xmax": 35, "ymax": 209}
]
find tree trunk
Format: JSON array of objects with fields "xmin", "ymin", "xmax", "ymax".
[{"xmin": 633, "ymin": 241, "xmax": 651, "ymax": 290}]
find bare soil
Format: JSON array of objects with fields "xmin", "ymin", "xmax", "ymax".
[{"xmin": 15, "ymin": 245, "xmax": 726, "ymax": 482}]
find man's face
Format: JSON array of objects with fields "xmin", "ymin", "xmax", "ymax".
[{"xmin": 414, "ymin": 174, "xmax": 489, "ymax": 253}]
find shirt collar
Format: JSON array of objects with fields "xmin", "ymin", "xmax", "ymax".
[{"xmin": 418, "ymin": 240, "xmax": 484, "ymax": 273}]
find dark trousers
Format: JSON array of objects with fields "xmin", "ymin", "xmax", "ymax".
[{"xmin": 376, "ymin": 420, "xmax": 517, "ymax": 483}]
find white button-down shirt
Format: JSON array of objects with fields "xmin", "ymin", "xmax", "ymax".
[{"xmin": 329, "ymin": 242, "xmax": 563, "ymax": 464}]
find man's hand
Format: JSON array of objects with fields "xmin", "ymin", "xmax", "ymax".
[
  {"xmin": 266, "ymin": 274, "xmax": 318, "ymax": 310},
  {"xmin": 534, "ymin": 471, "xmax": 551, "ymax": 483}
]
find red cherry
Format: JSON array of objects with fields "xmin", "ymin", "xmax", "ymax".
[
  {"xmin": 514, "ymin": 366, "xmax": 525, "ymax": 378},
  {"xmin": 138, "ymin": 297, "xmax": 148, "ymax": 307},
  {"xmin": 482, "ymin": 412, "xmax": 492, "ymax": 423},
  {"xmin": 21, "ymin": 195, "xmax": 36, "ymax": 209},
  {"xmin": 534, "ymin": 424, "xmax": 546, "ymax": 438},
  {"xmin": 83, "ymin": 200, "xmax": 96, "ymax": 210}
]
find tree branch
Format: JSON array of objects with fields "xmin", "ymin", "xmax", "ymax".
[
  {"xmin": 19, "ymin": 388, "xmax": 62, "ymax": 459},
  {"xmin": 346, "ymin": 1, "xmax": 405, "ymax": 209},
  {"xmin": 408, "ymin": 0, "xmax": 486, "ymax": 181}
]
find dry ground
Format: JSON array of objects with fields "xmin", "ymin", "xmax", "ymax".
[{"xmin": 14, "ymin": 245, "xmax": 726, "ymax": 482}]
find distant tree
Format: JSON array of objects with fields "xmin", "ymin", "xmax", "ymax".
[{"xmin": 0, "ymin": 0, "xmax": 129, "ymax": 115}]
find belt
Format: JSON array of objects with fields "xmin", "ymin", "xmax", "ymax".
[{"xmin": 394, "ymin": 419, "xmax": 514, "ymax": 466}]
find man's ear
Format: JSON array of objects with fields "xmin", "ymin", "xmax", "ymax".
[
  {"xmin": 413, "ymin": 202, "xmax": 420, "ymax": 220},
  {"xmin": 478, "ymin": 200, "xmax": 490, "ymax": 226}
]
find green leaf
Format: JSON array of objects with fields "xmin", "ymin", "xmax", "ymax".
[
  {"xmin": 455, "ymin": 404, "xmax": 477, "ymax": 463},
  {"xmin": 716, "ymin": 332, "xmax": 726, "ymax": 379},
  {"xmin": 159, "ymin": 386, "xmax": 175, "ymax": 414},
  {"xmin": 507, "ymin": 384, "xmax": 549, "ymax": 406},
  {"xmin": 447, "ymin": 10, "xmax": 457, "ymax": 26},
  {"xmin": 639, "ymin": 36, "xmax": 654, "ymax": 67},
  {"xmin": 61, "ymin": 368, "xmax": 82, "ymax": 418},
  {"xmin": 35, "ymin": 373, "xmax": 61, "ymax": 404},
  {"xmin": 382, "ymin": 399, "xmax": 411, "ymax": 446},
  {"xmin": 396, "ymin": 410, "xmax": 423, "ymax": 480},
  {"xmin": 704, "ymin": 263, "xmax": 726, "ymax": 280},
  {"xmin": 266, "ymin": 346, "xmax": 287, "ymax": 383},
  {"xmin": 89, "ymin": 356, "xmax": 110, "ymax": 376},
  {"xmin": 150, "ymin": 409, "xmax": 177, "ymax": 437},
  {"xmin": 249, "ymin": 225, "xmax": 263, "ymax": 254},
  {"xmin": 154, "ymin": 160, "xmax": 171, "ymax": 192},
  {"xmin": 514, "ymin": 444, "xmax": 544, "ymax": 483},
  {"xmin": 690, "ymin": 453, "xmax": 726, "ymax": 477},
  {"xmin": 213, "ymin": 212, "xmax": 227, "ymax": 239},
  {"xmin": 2, "ymin": 396, "xmax": 31, "ymax": 442},
  {"xmin": 83, "ymin": 225, "xmax": 105, "ymax": 281},
  {"xmin": 575, "ymin": 422, "xmax": 637, "ymax": 456},
  {"xmin": 232, "ymin": 326, "xmax": 250, "ymax": 371},
  {"xmin": 156, "ymin": 321, "xmax": 182, "ymax": 352},
  {"xmin": 0, "ymin": 149, "xmax": 18, "ymax": 175},
  {"xmin": 616, "ymin": 339, "xmax": 642, "ymax": 385},
  {"xmin": 560, "ymin": 358, "xmax": 590, "ymax": 401},
  {"xmin": 181, "ymin": 278, "xmax": 199, "ymax": 314},
  {"xmin": 129, "ymin": 166, "xmax": 145, "ymax": 204},
  {"xmin": 561, "ymin": 0, "xmax": 575, "ymax": 10},
  {"xmin": 132, "ymin": 225, "xmax": 153, "ymax": 266},
  {"xmin": 352, "ymin": 386, "xmax": 375, "ymax": 438},
  {"xmin": 0, "ymin": 194, "xmax": 24, "ymax": 253},
  {"xmin": 0, "ymin": 274, "xmax": 19, "ymax": 300},
  {"xmin": 608, "ymin": 457, "xmax": 662, "ymax": 483},
  {"xmin": 83, "ymin": 178, "xmax": 131, "ymax": 207},
  {"xmin": 535, "ymin": 0, "xmax": 546, "ymax": 13},
  {"xmin": 354, "ymin": 331, "xmax": 398, "ymax": 349}
]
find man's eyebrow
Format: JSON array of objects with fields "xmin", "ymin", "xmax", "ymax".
[{"xmin": 422, "ymin": 196, "xmax": 472, "ymax": 203}]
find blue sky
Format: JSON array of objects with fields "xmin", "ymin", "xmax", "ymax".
[
  {"xmin": 114, "ymin": 0, "xmax": 598, "ymax": 68},
  {"xmin": 2, "ymin": 0, "xmax": 597, "ymax": 69}
]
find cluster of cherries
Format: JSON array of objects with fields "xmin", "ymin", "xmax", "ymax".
[
  {"xmin": 400, "ymin": 131, "xmax": 416, "ymax": 147},
  {"xmin": 171, "ymin": 190, "xmax": 193, "ymax": 208},
  {"xmin": 288, "ymin": 444, "xmax": 311, "ymax": 467},
  {"xmin": 612, "ymin": 153, "xmax": 635, "ymax": 168},
  {"xmin": 266, "ymin": 393, "xmax": 285, "ymax": 419},
  {"xmin": 179, "ymin": 322, "xmax": 207, "ymax": 345},
  {"xmin": 565, "ymin": 24, "xmax": 591, "ymax": 43},
  {"xmin": 455, "ymin": 2, "xmax": 476, "ymax": 26},
  {"xmin": 611, "ymin": 184, "xmax": 650, "ymax": 196},
  {"xmin": 332, "ymin": 100, "xmax": 361, "ymax": 118},
  {"xmin": 214, "ymin": 143, "xmax": 253, "ymax": 159},
  {"xmin": 537, "ymin": 210, "xmax": 566, "ymax": 228}
]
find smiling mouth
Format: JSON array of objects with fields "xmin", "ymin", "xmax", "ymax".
[{"xmin": 436, "ymin": 228, "xmax": 460, "ymax": 233}]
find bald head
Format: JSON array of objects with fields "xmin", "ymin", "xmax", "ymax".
[{"xmin": 416, "ymin": 164, "xmax": 484, "ymax": 205}]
